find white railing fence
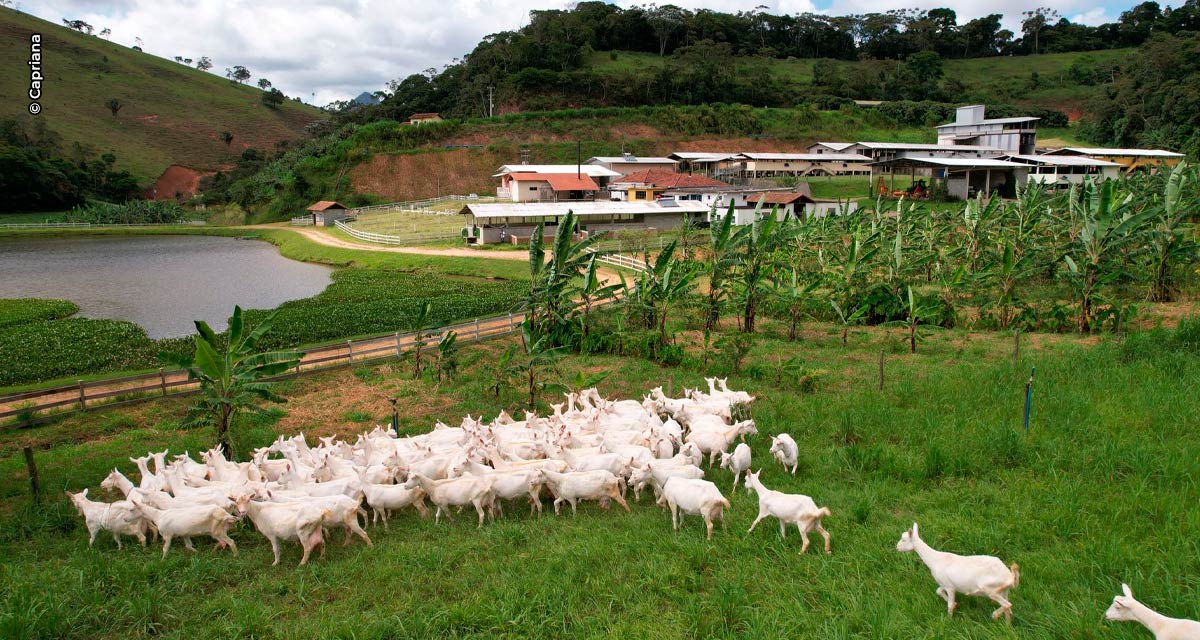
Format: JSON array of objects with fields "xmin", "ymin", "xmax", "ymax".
[
  {"xmin": 350, "ymin": 195, "xmax": 500, "ymax": 216},
  {"xmin": 333, "ymin": 219, "xmax": 460, "ymax": 245},
  {"xmin": 0, "ymin": 221, "xmax": 206, "ymax": 229}
]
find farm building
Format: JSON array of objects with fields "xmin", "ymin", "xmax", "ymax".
[
  {"xmin": 667, "ymin": 152, "xmax": 741, "ymax": 176},
  {"xmin": 846, "ymin": 142, "xmax": 1004, "ymax": 163},
  {"xmin": 806, "ymin": 142, "xmax": 855, "ymax": 154},
  {"xmin": 1041, "ymin": 147, "xmax": 1186, "ymax": 174},
  {"xmin": 936, "ymin": 105, "xmax": 1039, "ymax": 155},
  {"xmin": 1001, "ymin": 154, "xmax": 1122, "ymax": 187},
  {"xmin": 408, "ymin": 113, "xmax": 443, "ymax": 125},
  {"xmin": 494, "ymin": 165, "xmax": 622, "ymax": 201},
  {"xmin": 732, "ymin": 152, "xmax": 873, "ymax": 178},
  {"xmin": 869, "ymin": 156, "xmax": 1028, "ymax": 200},
  {"xmin": 460, "ymin": 200, "xmax": 710, "ymax": 244},
  {"xmin": 609, "ymin": 170, "xmax": 731, "ymax": 201},
  {"xmin": 306, "ymin": 201, "xmax": 351, "ymax": 226},
  {"xmin": 586, "ymin": 154, "xmax": 677, "ymax": 175},
  {"xmin": 746, "ymin": 187, "xmax": 858, "ymax": 221}
]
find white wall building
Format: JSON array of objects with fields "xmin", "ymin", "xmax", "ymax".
[{"xmin": 935, "ymin": 105, "xmax": 1039, "ymax": 155}]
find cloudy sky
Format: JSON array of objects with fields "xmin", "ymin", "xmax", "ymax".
[{"xmin": 21, "ymin": 0, "xmax": 1150, "ymax": 105}]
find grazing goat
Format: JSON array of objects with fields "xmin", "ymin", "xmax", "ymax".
[
  {"xmin": 1106, "ymin": 583, "xmax": 1200, "ymax": 639},
  {"xmin": 66, "ymin": 489, "xmax": 149, "ymax": 549},
  {"xmin": 657, "ymin": 477, "xmax": 729, "ymax": 540},
  {"xmin": 895, "ymin": 522, "xmax": 1018, "ymax": 622},
  {"xmin": 719, "ymin": 443, "xmax": 752, "ymax": 491},
  {"xmin": 768, "ymin": 434, "xmax": 799, "ymax": 475},
  {"xmin": 744, "ymin": 470, "xmax": 831, "ymax": 555},
  {"xmin": 628, "ymin": 461, "xmax": 704, "ymax": 501}
]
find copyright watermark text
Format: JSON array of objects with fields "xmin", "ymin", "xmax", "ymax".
[{"xmin": 28, "ymin": 34, "xmax": 42, "ymax": 114}]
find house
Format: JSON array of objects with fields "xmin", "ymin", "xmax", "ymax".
[
  {"xmin": 744, "ymin": 186, "xmax": 859, "ymax": 221},
  {"xmin": 807, "ymin": 142, "xmax": 854, "ymax": 154},
  {"xmin": 494, "ymin": 164, "xmax": 622, "ymax": 201},
  {"xmin": 306, "ymin": 201, "xmax": 351, "ymax": 226},
  {"xmin": 408, "ymin": 113, "xmax": 443, "ymax": 125},
  {"xmin": 1000, "ymin": 154, "xmax": 1122, "ymax": 187},
  {"xmin": 461, "ymin": 200, "xmax": 711, "ymax": 244},
  {"xmin": 1041, "ymin": 147, "xmax": 1186, "ymax": 174},
  {"xmin": 868, "ymin": 156, "xmax": 1028, "ymax": 200},
  {"xmin": 936, "ymin": 105, "xmax": 1039, "ymax": 155},
  {"xmin": 667, "ymin": 152, "xmax": 741, "ymax": 176},
  {"xmin": 586, "ymin": 154, "xmax": 677, "ymax": 176},
  {"xmin": 733, "ymin": 152, "xmax": 873, "ymax": 178},
  {"xmin": 608, "ymin": 170, "xmax": 730, "ymax": 202}
]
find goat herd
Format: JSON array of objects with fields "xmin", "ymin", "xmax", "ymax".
[{"xmin": 66, "ymin": 378, "xmax": 1195, "ymax": 636}]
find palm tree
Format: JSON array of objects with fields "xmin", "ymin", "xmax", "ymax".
[
  {"xmin": 519, "ymin": 211, "xmax": 606, "ymax": 342},
  {"xmin": 639, "ymin": 240, "xmax": 696, "ymax": 346},
  {"xmin": 163, "ymin": 306, "xmax": 303, "ymax": 459}
]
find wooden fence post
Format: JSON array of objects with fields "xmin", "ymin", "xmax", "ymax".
[
  {"xmin": 508, "ymin": 313, "xmax": 514, "ymax": 329},
  {"xmin": 78, "ymin": 380, "xmax": 86, "ymax": 411},
  {"xmin": 159, "ymin": 368, "xmax": 167, "ymax": 396},
  {"xmin": 346, "ymin": 340, "xmax": 354, "ymax": 363},
  {"xmin": 23, "ymin": 447, "xmax": 39, "ymax": 503},
  {"xmin": 395, "ymin": 332, "xmax": 403, "ymax": 357},
  {"xmin": 475, "ymin": 318, "xmax": 481, "ymax": 339},
  {"xmin": 878, "ymin": 351, "xmax": 885, "ymax": 391}
]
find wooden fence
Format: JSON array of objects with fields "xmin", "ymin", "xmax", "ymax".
[{"xmin": 0, "ymin": 312, "xmax": 527, "ymax": 430}]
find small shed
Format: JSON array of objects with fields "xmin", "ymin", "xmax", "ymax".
[
  {"xmin": 307, "ymin": 201, "xmax": 350, "ymax": 226},
  {"xmin": 409, "ymin": 113, "xmax": 443, "ymax": 126}
]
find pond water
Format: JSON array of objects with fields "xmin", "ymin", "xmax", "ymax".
[{"xmin": 0, "ymin": 235, "xmax": 333, "ymax": 338}]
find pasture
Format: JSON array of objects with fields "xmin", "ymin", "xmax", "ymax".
[{"xmin": 1, "ymin": 316, "xmax": 1197, "ymax": 639}]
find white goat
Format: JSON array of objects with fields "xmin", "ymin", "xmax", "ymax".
[
  {"xmin": 744, "ymin": 470, "xmax": 831, "ymax": 555},
  {"xmin": 718, "ymin": 443, "xmax": 752, "ymax": 491},
  {"xmin": 535, "ymin": 469, "xmax": 629, "ymax": 516},
  {"xmin": 402, "ymin": 473, "xmax": 494, "ymax": 527},
  {"xmin": 1106, "ymin": 583, "xmax": 1200, "ymax": 639},
  {"xmin": 130, "ymin": 497, "xmax": 239, "ymax": 559},
  {"xmin": 65, "ymin": 489, "xmax": 148, "ymax": 549},
  {"xmin": 768, "ymin": 434, "xmax": 799, "ymax": 475},
  {"xmin": 628, "ymin": 461, "xmax": 704, "ymax": 501},
  {"xmin": 657, "ymin": 477, "xmax": 730, "ymax": 540},
  {"xmin": 895, "ymin": 522, "xmax": 1019, "ymax": 622},
  {"xmin": 235, "ymin": 495, "xmax": 328, "ymax": 566}
]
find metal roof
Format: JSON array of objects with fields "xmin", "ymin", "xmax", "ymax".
[
  {"xmin": 740, "ymin": 153, "xmax": 871, "ymax": 162},
  {"xmin": 461, "ymin": 200, "xmax": 712, "ymax": 220},
  {"xmin": 937, "ymin": 116, "xmax": 1040, "ymax": 128},
  {"xmin": 812, "ymin": 142, "xmax": 854, "ymax": 151},
  {"xmin": 868, "ymin": 156, "xmax": 1027, "ymax": 168},
  {"xmin": 1002, "ymin": 154, "xmax": 1122, "ymax": 167},
  {"xmin": 668, "ymin": 152, "xmax": 740, "ymax": 161},
  {"xmin": 587, "ymin": 156, "xmax": 676, "ymax": 164},
  {"xmin": 493, "ymin": 165, "xmax": 621, "ymax": 178},
  {"xmin": 506, "ymin": 173, "xmax": 600, "ymax": 191},
  {"xmin": 1045, "ymin": 147, "xmax": 1186, "ymax": 158},
  {"xmin": 852, "ymin": 142, "xmax": 1003, "ymax": 152}
]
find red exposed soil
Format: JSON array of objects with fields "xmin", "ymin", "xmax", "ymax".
[
  {"xmin": 350, "ymin": 149, "xmax": 505, "ymax": 201},
  {"xmin": 145, "ymin": 164, "xmax": 209, "ymax": 200}
]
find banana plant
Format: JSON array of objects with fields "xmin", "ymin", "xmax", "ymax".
[
  {"xmin": 830, "ymin": 299, "xmax": 868, "ymax": 346},
  {"xmin": 1142, "ymin": 162, "xmax": 1198, "ymax": 302},
  {"xmin": 730, "ymin": 202, "xmax": 797, "ymax": 333},
  {"xmin": 702, "ymin": 201, "xmax": 738, "ymax": 331},
  {"xmin": 575, "ymin": 253, "xmax": 623, "ymax": 343},
  {"xmin": 977, "ymin": 237, "xmax": 1037, "ymax": 329},
  {"xmin": 639, "ymin": 240, "xmax": 697, "ymax": 346},
  {"xmin": 518, "ymin": 210, "xmax": 608, "ymax": 343},
  {"xmin": 770, "ymin": 266, "xmax": 821, "ymax": 341}
]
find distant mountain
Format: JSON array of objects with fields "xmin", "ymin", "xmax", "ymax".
[
  {"xmin": 352, "ymin": 91, "xmax": 381, "ymax": 106},
  {"xmin": 0, "ymin": 7, "xmax": 326, "ymax": 180}
]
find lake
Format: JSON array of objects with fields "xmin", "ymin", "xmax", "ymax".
[{"xmin": 0, "ymin": 235, "xmax": 333, "ymax": 338}]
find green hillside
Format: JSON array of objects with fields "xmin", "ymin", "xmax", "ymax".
[
  {"xmin": 0, "ymin": 7, "xmax": 324, "ymax": 180},
  {"xmin": 588, "ymin": 48, "xmax": 1132, "ymax": 116}
]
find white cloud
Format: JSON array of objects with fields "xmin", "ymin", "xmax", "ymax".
[{"xmin": 21, "ymin": 0, "xmax": 1133, "ymax": 104}]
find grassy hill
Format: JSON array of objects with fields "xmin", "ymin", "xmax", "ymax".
[
  {"xmin": 0, "ymin": 8, "xmax": 325, "ymax": 180},
  {"xmin": 589, "ymin": 49, "xmax": 1131, "ymax": 116}
]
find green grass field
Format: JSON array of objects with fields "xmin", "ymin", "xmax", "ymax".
[
  {"xmin": 0, "ymin": 313, "xmax": 1197, "ymax": 639},
  {"xmin": 347, "ymin": 210, "xmax": 470, "ymax": 237},
  {"xmin": 0, "ymin": 8, "xmax": 323, "ymax": 180}
]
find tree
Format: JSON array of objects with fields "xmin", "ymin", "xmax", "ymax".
[
  {"xmin": 638, "ymin": 240, "xmax": 696, "ymax": 346},
  {"xmin": 519, "ymin": 210, "xmax": 605, "ymax": 342},
  {"xmin": 219, "ymin": 131, "xmax": 234, "ymax": 147},
  {"xmin": 196, "ymin": 56, "xmax": 213, "ymax": 72},
  {"xmin": 771, "ymin": 267, "xmax": 819, "ymax": 341},
  {"xmin": 511, "ymin": 322, "xmax": 567, "ymax": 408},
  {"xmin": 225, "ymin": 65, "xmax": 251, "ymax": 84},
  {"xmin": 162, "ymin": 306, "xmax": 303, "ymax": 459},
  {"xmin": 575, "ymin": 253, "xmax": 621, "ymax": 344},
  {"xmin": 646, "ymin": 4, "xmax": 688, "ymax": 56},
  {"xmin": 61, "ymin": 19, "xmax": 94, "ymax": 35},
  {"xmin": 1060, "ymin": 180, "xmax": 1147, "ymax": 332},
  {"xmin": 408, "ymin": 301, "xmax": 434, "ymax": 379},
  {"xmin": 105, "ymin": 98, "xmax": 123, "ymax": 118},
  {"xmin": 257, "ymin": 78, "xmax": 273, "ymax": 90},
  {"xmin": 1022, "ymin": 8, "xmax": 1061, "ymax": 54},
  {"xmin": 261, "ymin": 88, "xmax": 285, "ymax": 109},
  {"xmin": 99, "ymin": 28, "xmax": 111, "ymax": 39},
  {"xmin": 435, "ymin": 331, "xmax": 460, "ymax": 383},
  {"xmin": 1142, "ymin": 162, "xmax": 1198, "ymax": 302}
]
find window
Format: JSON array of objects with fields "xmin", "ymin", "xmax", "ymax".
[
  {"xmin": 635, "ymin": 190, "xmax": 648, "ymax": 200},
  {"xmin": 528, "ymin": 186, "xmax": 538, "ymax": 192}
]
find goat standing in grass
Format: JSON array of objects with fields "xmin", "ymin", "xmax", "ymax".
[
  {"xmin": 744, "ymin": 470, "xmax": 831, "ymax": 554},
  {"xmin": 895, "ymin": 522, "xmax": 1019, "ymax": 623},
  {"xmin": 1106, "ymin": 583, "xmax": 1200, "ymax": 639}
]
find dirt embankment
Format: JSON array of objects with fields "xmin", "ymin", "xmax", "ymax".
[{"xmin": 145, "ymin": 165, "xmax": 210, "ymax": 200}]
